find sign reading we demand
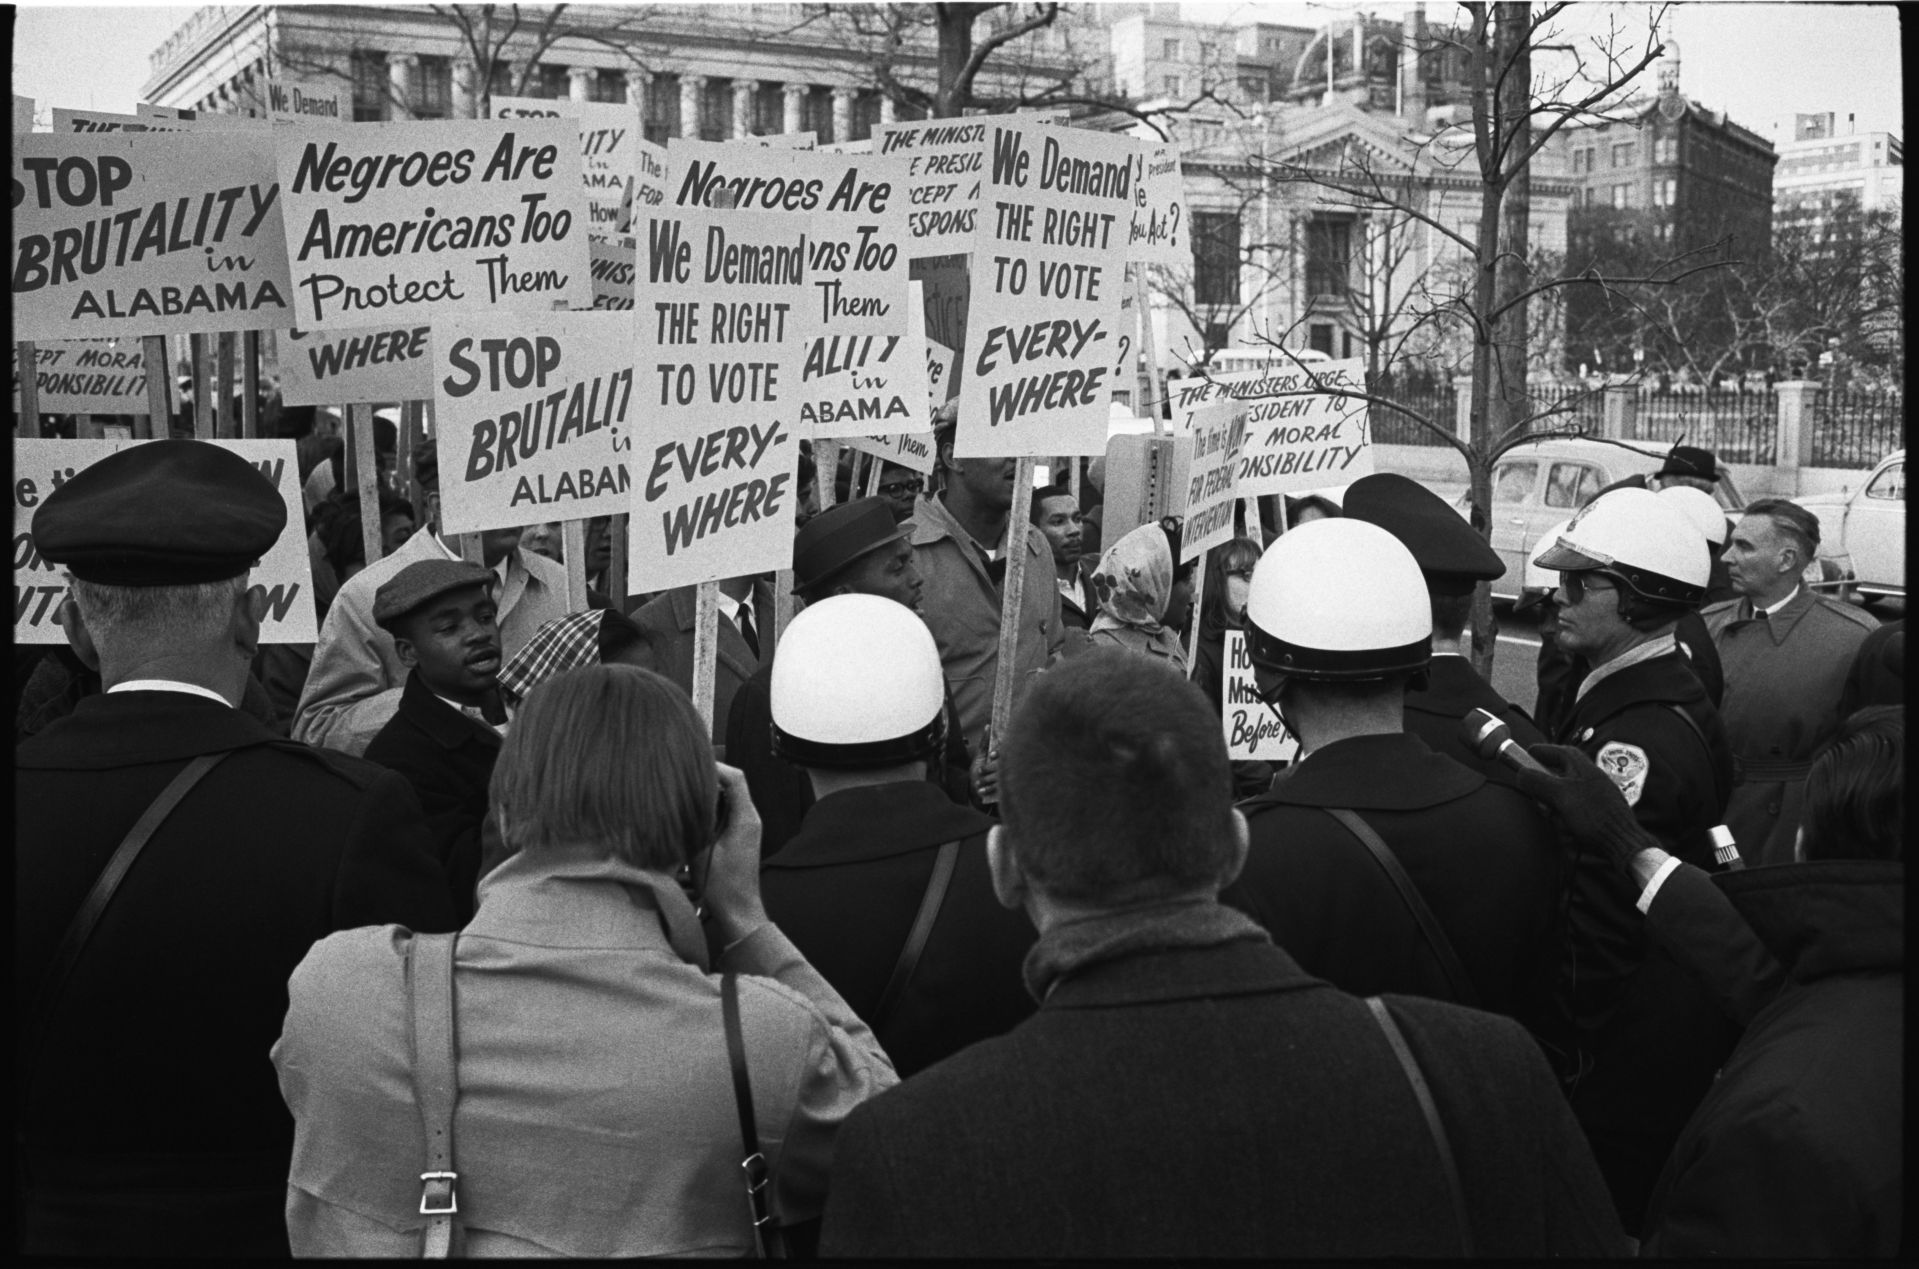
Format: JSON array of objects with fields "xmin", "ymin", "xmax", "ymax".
[{"xmin": 276, "ymin": 118, "xmax": 591, "ymax": 326}]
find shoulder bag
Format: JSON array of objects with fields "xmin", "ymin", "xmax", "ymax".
[{"xmin": 1326, "ymin": 808, "xmax": 1480, "ymax": 1010}]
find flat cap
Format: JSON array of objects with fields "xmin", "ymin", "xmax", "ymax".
[
  {"xmin": 373, "ymin": 559, "xmax": 497, "ymax": 631},
  {"xmin": 1656, "ymin": 444, "xmax": 1717, "ymax": 481},
  {"xmin": 1343, "ymin": 471, "xmax": 1505, "ymax": 596},
  {"xmin": 792, "ymin": 497, "xmax": 906, "ymax": 594},
  {"xmin": 34, "ymin": 439, "xmax": 286, "ymax": 587}
]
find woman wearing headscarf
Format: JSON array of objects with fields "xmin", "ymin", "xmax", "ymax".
[
  {"xmin": 272, "ymin": 665, "xmax": 896, "ymax": 1256},
  {"xmin": 1086, "ymin": 522, "xmax": 1190, "ymax": 674}
]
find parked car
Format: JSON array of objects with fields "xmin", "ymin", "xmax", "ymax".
[
  {"xmin": 1794, "ymin": 449, "xmax": 1905, "ymax": 607},
  {"xmin": 1457, "ymin": 437, "xmax": 1746, "ymax": 602}
]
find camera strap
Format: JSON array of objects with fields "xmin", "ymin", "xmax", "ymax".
[{"xmin": 1327, "ymin": 808, "xmax": 1480, "ymax": 1010}]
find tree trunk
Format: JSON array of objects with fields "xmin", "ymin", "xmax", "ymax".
[
  {"xmin": 1463, "ymin": 3, "xmax": 1507, "ymax": 679},
  {"xmin": 1491, "ymin": 1, "xmax": 1533, "ymax": 448},
  {"xmin": 934, "ymin": 4, "xmax": 986, "ymax": 118}
]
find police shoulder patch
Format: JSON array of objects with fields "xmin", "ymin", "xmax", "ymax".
[{"xmin": 1596, "ymin": 741, "xmax": 1651, "ymax": 807}]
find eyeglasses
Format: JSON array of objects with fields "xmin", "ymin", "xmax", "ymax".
[
  {"xmin": 1559, "ymin": 571, "xmax": 1621, "ymax": 606},
  {"xmin": 878, "ymin": 479, "xmax": 923, "ymax": 498}
]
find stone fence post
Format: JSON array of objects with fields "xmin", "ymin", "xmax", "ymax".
[
  {"xmin": 1602, "ymin": 376, "xmax": 1637, "ymax": 440},
  {"xmin": 1773, "ymin": 381, "xmax": 1820, "ymax": 495}
]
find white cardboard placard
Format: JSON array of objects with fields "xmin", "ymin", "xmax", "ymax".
[
  {"xmin": 491, "ymin": 97, "xmax": 638, "ymax": 240},
  {"xmin": 1223, "ymin": 630, "xmax": 1300, "ymax": 762},
  {"xmin": 1129, "ymin": 142, "xmax": 1189, "ymax": 266},
  {"xmin": 1178, "ymin": 398, "xmax": 1244, "ymax": 564},
  {"xmin": 1172, "ymin": 359, "xmax": 1375, "ymax": 497},
  {"xmin": 589, "ymin": 235, "xmax": 636, "ymax": 310},
  {"xmin": 13, "ymin": 339, "xmax": 151, "ymax": 414},
  {"xmin": 276, "ymin": 322, "xmax": 433, "ymax": 407}
]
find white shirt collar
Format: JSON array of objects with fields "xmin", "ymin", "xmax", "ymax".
[
  {"xmin": 432, "ymin": 688, "xmax": 505, "ymax": 734},
  {"xmin": 1758, "ymin": 585, "xmax": 1801, "ymax": 618},
  {"xmin": 107, "ymin": 679, "xmax": 233, "ymax": 708},
  {"xmin": 715, "ymin": 589, "xmax": 753, "ymax": 625}
]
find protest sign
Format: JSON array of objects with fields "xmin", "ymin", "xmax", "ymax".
[
  {"xmin": 275, "ymin": 118, "xmax": 592, "ymax": 327},
  {"xmin": 432, "ymin": 309, "xmax": 634, "ymax": 534},
  {"xmin": 14, "ymin": 94, "xmax": 35, "ymax": 136},
  {"xmin": 629, "ymin": 202, "xmax": 817, "ymax": 591},
  {"xmin": 955, "ymin": 119, "xmax": 1134, "ymax": 458},
  {"xmin": 12, "ymin": 131, "xmax": 295, "ymax": 340},
  {"xmin": 277, "ymin": 322, "xmax": 433, "ymax": 406},
  {"xmin": 746, "ymin": 132, "xmax": 816, "ymax": 150},
  {"xmin": 1177, "ymin": 397, "xmax": 1244, "ymax": 564},
  {"xmin": 136, "ymin": 102, "xmax": 270, "ymax": 131},
  {"xmin": 14, "ymin": 438, "xmax": 318, "ymax": 643},
  {"xmin": 1222, "ymin": 631, "xmax": 1300, "ymax": 762},
  {"xmin": 52, "ymin": 107, "xmax": 192, "ymax": 134},
  {"xmin": 589, "ymin": 235, "xmax": 635, "ymax": 310},
  {"xmin": 267, "ymin": 78, "xmax": 354, "ymax": 126},
  {"xmin": 875, "ymin": 116, "xmax": 989, "ymax": 257},
  {"xmin": 925, "ymin": 332, "xmax": 958, "ymax": 405},
  {"xmin": 1128, "ymin": 142, "xmax": 1188, "ymax": 267},
  {"xmin": 12, "ymin": 339, "xmax": 150, "ymax": 414},
  {"xmin": 630, "ymin": 138, "xmax": 668, "ymax": 226},
  {"xmin": 1172, "ymin": 358, "xmax": 1374, "ymax": 497},
  {"xmin": 491, "ymin": 97, "xmax": 637, "ymax": 239},
  {"xmin": 844, "ymin": 280, "xmax": 936, "ymax": 475}
]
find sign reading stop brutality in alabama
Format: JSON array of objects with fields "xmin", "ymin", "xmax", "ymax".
[
  {"xmin": 1129, "ymin": 142, "xmax": 1188, "ymax": 267},
  {"xmin": 1172, "ymin": 357, "xmax": 1374, "ymax": 497},
  {"xmin": 11, "ymin": 131, "xmax": 294, "ymax": 340},
  {"xmin": 1222, "ymin": 631, "xmax": 1300, "ymax": 761},
  {"xmin": 276, "ymin": 118, "xmax": 591, "ymax": 327},
  {"xmin": 1178, "ymin": 398, "xmax": 1245, "ymax": 564},
  {"xmin": 845, "ymin": 280, "xmax": 936, "ymax": 475},
  {"xmin": 13, "ymin": 339, "xmax": 150, "ymax": 414},
  {"xmin": 630, "ymin": 203, "xmax": 817, "ymax": 591},
  {"xmin": 432, "ymin": 310, "xmax": 635, "ymax": 534},
  {"xmin": 277, "ymin": 322, "xmax": 433, "ymax": 407},
  {"xmin": 491, "ymin": 98, "xmax": 637, "ymax": 239},
  {"xmin": 956, "ymin": 120, "xmax": 1133, "ymax": 458},
  {"xmin": 14, "ymin": 439, "xmax": 317, "ymax": 643}
]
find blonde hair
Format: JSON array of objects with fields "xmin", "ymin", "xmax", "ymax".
[{"xmin": 489, "ymin": 665, "xmax": 716, "ymax": 871}]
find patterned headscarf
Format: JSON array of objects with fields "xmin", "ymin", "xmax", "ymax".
[
  {"xmin": 497, "ymin": 609, "xmax": 605, "ymax": 709},
  {"xmin": 1090, "ymin": 523, "xmax": 1174, "ymax": 637}
]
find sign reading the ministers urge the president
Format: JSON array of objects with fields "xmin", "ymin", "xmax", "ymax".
[
  {"xmin": 14, "ymin": 438, "xmax": 317, "ymax": 644},
  {"xmin": 13, "ymin": 338, "xmax": 150, "ymax": 414},
  {"xmin": 1177, "ymin": 398, "xmax": 1245, "ymax": 564},
  {"xmin": 630, "ymin": 202, "xmax": 817, "ymax": 592},
  {"xmin": 11, "ymin": 131, "xmax": 294, "ymax": 340},
  {"xmin": 275, "ymin": 118, "xmax": 592, "ymax": 327},
  {"xmin": 955, "ymin": 119, "xmax": 1133, "ymax": 458},
  {"xmin": 433, "ymin": 310, "xmax": 635, "ymax": 534},
  {"xmin": 1172, "ymin": 357, "xmax": 1374, "ymax": 497}
]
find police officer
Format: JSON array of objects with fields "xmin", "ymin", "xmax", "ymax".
[
  {"xmin": 1532, "ymin": 486, "xmax": 1740, "ymax": 1232},
  {"xmin": 758, "ymin": 595, "xmax": 1036, "ymax": 1078},
  {"xmin": 1342, "ymin": 472, "xmax": 1544, "ymax": 785},
  {"xmin": 1219, "ymin": 519, "xmax": 1565, "ymax": 1047},
  {"xmin": 16, "ymin": 441, "xmax": 453, "ymax": 1257}
]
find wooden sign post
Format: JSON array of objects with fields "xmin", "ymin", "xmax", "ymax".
[
  {"xmin": 815, "ymin": 438, "xmax": 839, "ymax": 511},
  {"xmin": 989, "ymin": 461, "xmax": 1036, "ymax": 745},
  {"xmin": 345, "ymin": 403, "xmax": 382, "ymax": 568},
  {"xmin": 189, "ymin": 333, "xmax": 213, "ymax": 438},
  {"xmin": 691, "ymin": 580, "xmax": 720, "ymax": 733},
  {"xmin": 241, "ymin": 332, "xmax": 261, "ymax": 438},
  {"xmin": 1135, "ymin": 270, "xmax": 1170, "ymax": 435},
  {"xmin": 215, "ymin": 332, "xmax": 237, "ymax": 438},
  {"xmin": 16, "ymin": 341, "xmax": 42, "ymax": 437},
  {"xmin": 140, "ymin": 336, "xmax": 169, "ymax": 437},
  {"xmin": 607, "ymin": 514, "xmax": 629, "ymax": 613},
  {"xmin": 562, "ymin": 520, "xmax": 589, "ymax": 612}
]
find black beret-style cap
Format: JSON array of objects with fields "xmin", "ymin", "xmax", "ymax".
[
  {"xmin": 34, "ymin": 439, "xmax": 286, "ymax": 587},
  {"xmin": 1343, "ymin": 471, "xmax": 1505, "ymax": 596},
  {"xmin": 1656, "ymin": 444, "xmax": 1717, "ymax": 481},
  {"xmin": 373, "ymin": 559, "xmax": 497, "ymax": 632},
  {"xmin": 792, "ymin": 497, "xmax": 906, "ymax": 594}
]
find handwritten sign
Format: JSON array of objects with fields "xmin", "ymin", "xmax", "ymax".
[
  {"xmin": 956, "ymin": 120, "xmax": 1134, "ymax": 458},
  {"xmin": 275, "ymin": 118, "xmax": 592, "ymax": 327},
  {"xmin": 12, "ymin": 339, "xmax": 150, "ymax": 414},
  {"xmin": 589, "ymin": 235, "xmax": 635, "ymax": 309},
  {"xmin": 1223, "ymin": 631, "xmax": 1299, "ymax": 762},
  {"xmin": 1129, "ymin": 142, "xmax": 1188, "ymax": 266},
  {"xmin": 876, "ymin": 112, "xmax": 1066, "ymax": 256},
  {"xmin": 1178, "ymin": 398, "xmax": 1244, "ymax": 564},
  {"xmin": 432, "ymin": 310, "xmax": 634, "ymax": 534},
  {"xmin": 14, "ymin": 438, "xmax": 318, "ymax": 643},
  {"xmin": 630, "ymin": 138, "xmax": 668, "ymax": 227},
  {"xmin": 267, "ymin": 79, "xmax": 354, "ymax": 126},
  {"xmin": 630, "ymin": 203, "xmax": 816, "ymax": 591},
  {"xmin": 11, "ymin": 131, "xmax": 294, "ymax": 340},
  {"xmin": 276, "ymin": 322, "xmax": 432, "ymax": 406},
  {"xmin": 491, "ymin": 97, "xmax": 637, "ymax": 240},
  {"xmin": 1172, "ymin": 358, "xmax": 1374, "ymax": 497}
]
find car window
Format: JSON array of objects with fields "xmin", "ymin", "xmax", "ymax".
[
  {"xmin": 1544, "ymin": 462, "xmax": 1599, "ymax": 509},
  {"xmin": 1494, "ymin": 461, "xmax": 1537, "ymax": 504},
  {"xmin": 1865, "ymin": 461, "xmax": 1904, "ymax": 500}
]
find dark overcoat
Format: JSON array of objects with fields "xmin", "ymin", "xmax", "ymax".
[
  {"xmin": 633, "ymin": 581, "xmax": 772, "ymax": 756},
  {"xmin": 759, "ymin": 781, "xmax": 1034, "ymax": 1077},
  {"xmin": 1402, "ymin": 652, "xmax": 1545, "ymax": 788},
  {"xmin": 14, "ymin": 690, "xmax": 454, "ymax": 1257},
  {"xmin": 818, "ymin": 936, "xmax": 1626, "ymax": 1257}
]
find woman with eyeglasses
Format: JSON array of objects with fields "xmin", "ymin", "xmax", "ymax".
[{"xmin": 1190, "ymin": 535, "xmax": 1276, "ymax": 797}]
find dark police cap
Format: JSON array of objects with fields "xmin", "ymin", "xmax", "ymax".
[
  {"xmin": 373, "ymin": 559, "xmax": 497, "ymax": 632},
  {"xmin": 34, "ymin": 439, "xmax": 286, "ymax": 587},
  {"xmin": 1343, "ymin": 471, "xmax": 1505, "ymax": 596},
  {"xmin": 792, "ymin": 497, "xmax": 906, "ymax": 593},
  {"xmin": 1656, "ymin": 444, "xmax": 1717, "ymax": 481}
]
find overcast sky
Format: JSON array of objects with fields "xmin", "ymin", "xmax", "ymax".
[{"xmin": 11, "ymin": 1, "xmax": 1905, "ymax": 141}]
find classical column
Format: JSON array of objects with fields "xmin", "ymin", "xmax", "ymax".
[
  {"xmin": 568, "ymin": 66, "xmax": 594, "ymax": 104},
  {"xmin": 680, "ymin": 73, "xmax": 706, "ymax": 138},
  {"xmin": 387, "ymin": 53, "xmax": 417, "ymax": 121},
  {"xmin": 452, "ymin": 58, "xmax": 477, "ymax": 119},
  {"xmin": 831, "ymin": 86, "xmax": 857, "ymax": 145},
  {"xmin": 732, "ymin": 79, "xmax": 756, "ymax": 138},
  {"xmin": 879, "ymin": 95, "xmax": 897, "ymax": 126},
  {"xmin": 782, "ymin": 82, "xmax": 808, "ymax": 136},
  {"xmin": 626, "ymin": 67, "xmax": 651, "ymax": 110}
]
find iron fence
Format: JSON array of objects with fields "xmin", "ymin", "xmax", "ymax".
[
  {"xmin": 1630, "ymin": 389, "xmax": 1777, "ymax": 466},
  {"xmin": 1368, "ymin": 381, "xmax": 1456, "ymax": 447},
  {"xmin": 1812, "ymin": 389, "xmax": 1905, "ymax": 468}
]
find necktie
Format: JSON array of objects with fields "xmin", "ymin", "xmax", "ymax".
[
  {"xmin": 737, "ymin": 602, "xmax": 761, "ymax": 661},
  {"xmin": 479, "ymin": 687, "xmax": 507, "ymax": 727}
]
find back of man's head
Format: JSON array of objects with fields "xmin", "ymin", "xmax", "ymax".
[
  {"xmin": 1802, "ymin": 705, "xmax": 1903, "ymax": 862},
  {"xmin": 999, "ymin": 651, "xmax": 1237, "ymax": 903}
]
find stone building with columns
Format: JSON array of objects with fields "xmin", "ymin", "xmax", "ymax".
[{"xmin": 141, "ymin": 3, "xmax": 1104, "ymax": 144}]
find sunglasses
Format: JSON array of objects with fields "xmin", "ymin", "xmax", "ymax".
[{"xmin": 1559, "ymin": 571, "xmax": 1621, "ymax": 606}]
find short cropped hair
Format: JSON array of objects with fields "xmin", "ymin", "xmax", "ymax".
[
  {"xmin": 68, "ymin": 574, "xmax": 246, "ymax": 661},
  {"xmin": 490, "ymin": 664, "xmax": 717, "ymax": 872},
  {"xmin": 998, "ymin": 651, "xmax": 1237, "ymax": 902},
  {"xmin": 1430, "ymin": 591, "xmax": 1472, "ymax": 641},
  {"xmin": 1744, "ymin": 498, "xmax": 1820, "ymax": 563},
  {"xmin": 1801, "ymin": 705, "xmax": 1903, "ymax": 862},
  {"xmin": 1030, "ymin": 483, "xmax": 1075, "ymax": 524}
]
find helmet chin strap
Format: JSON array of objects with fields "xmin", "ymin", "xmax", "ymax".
[{"xmin": 1257, "ymin": 673, "xmax": 1300, "ymax": 749}]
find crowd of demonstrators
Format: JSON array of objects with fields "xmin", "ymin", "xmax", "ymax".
[{"xmin": 15, "ymin": 431, "xmax": 1904, "ymax": 1258}]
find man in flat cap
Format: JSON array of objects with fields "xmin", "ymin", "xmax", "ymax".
[
  {"xmin": 1343, "ymin": 472, "xmax": 1545, "ymax": 786},
  {"xmin": 15, "ymin": 440, "xmax": 454, "ymax": 1258},
  {"xmin": 362, "ymin": 559, "xmax": 508, "ymax": 923},
  {"xmin": 726, "ymin": 497, "xmax": 973, "ymax": 858}
]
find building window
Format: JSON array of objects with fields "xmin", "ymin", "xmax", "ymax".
[
  {"xmin": 1611, "ymin": 183, "xmax": 1633, "ymax": 208},
  {"xmin": 352, "ymin": 51, "xmax": 387, "ymax": 121},
  {"xmin": 1199, "ymin": 41, "xmax": 1218, "ymax": 62},
  {"xmin": 1305, "ymin": 217, "xmax": 1352, "ymax": 299},
  {"xmin": 531, "ymin": 63, "xmax": 569, "ymax": 98},
  {"xmin": 1163, "ymin": 38, "xmax": 1182, "ymax": 59},
  {"xmin": 1653, "ymin": 135, "xmax": 1676, "ymax": 164},
  {"xmin": 1611, "ymin": 141, "xmax": 1635, "ymax": 167},
  {"xmin": 1192, "ymin": 211, "xmax": 1241, "ymax": 306},
  {"xmin": 854, "ymin": 91, "xmax": 882, "ymax": 142},
  {"xmin": 644, "ymin": 72, "xmax": 678, "ymax": 144},
  {"xmin": 1652, "ymin": 177, "xmax": 1675, "ymax": 207},
  {"xmin": 1572, "ymin": 150, "xmax": 1584, "ymax": 173},
  {"xmin": 1342, "ymin": 331, "xmax": 1355, "ymax": 359},
  {"xmin": 1308, "ymin": 324, "xmax": 1335, "ymax": 355},
  {"xmin": 1585, "ymin": 187, "xmax": 1597, "ymax": 207},
  {"xmin": 803, "ymin": 86, "xmax": 834, "ymax": 141},
  {"xmin": 702, "ymin": 77, "xmax": 733, "ymax": 141},
  {"xmin": 1204, "ymin": 321, "xmax": 1230, "ymax": 352},
  {"xmin": 591, "ymin": 69, "xmax": 625, "ymax": 104},
  {"xmin": 413, "ymin": 55, "xmax": 451, "ymax": 119},
  {"xmin": 755, "ymin": 81, "xmax": 784, "ymax": 135},
  {"xmin": 1163, "ymin": 75, "xmax": 1182, "ymax": 96}
]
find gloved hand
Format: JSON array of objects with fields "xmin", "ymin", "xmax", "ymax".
[{"xmin": 1516, "ymin": 743, "xmax": 1664, "ymax": 871}]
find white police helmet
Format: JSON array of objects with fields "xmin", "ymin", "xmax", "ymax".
[
  {"xmin": 771, "ymin": 593, "xmax": 946, "ymax": 767},
  {"xmin": 1658, "ymin": 484, "xmax": 1731, "ymax": 548},
  {"xmin": 1535, "ymin": 486, "xmax": 1709, "ymax": 606},
  {"xmin": 1243, "ymin": 518, "xmax": 1432, "ymax": 679}
]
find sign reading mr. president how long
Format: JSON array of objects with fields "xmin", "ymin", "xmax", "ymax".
[{"xmin": 275, "ymin": 118, "xmax": 592, "ymax": 327}]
